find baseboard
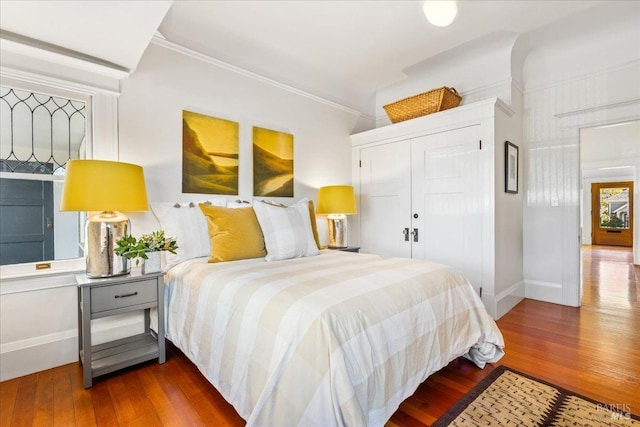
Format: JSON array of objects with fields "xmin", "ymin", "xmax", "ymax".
[
  {"xmin": 0, "ymin": 335, "xmax": 77, "ymax": 382},
  {"xmin": 0, "ymin": 313, "xmax": 144, "ymax": 382},
  {"xmin": 524, "ymin": 280, "xmax": 564, "ymax": 305},
  {"xmin": 495, "ymin": 280, "xmax": 525, "ymax": 319}
]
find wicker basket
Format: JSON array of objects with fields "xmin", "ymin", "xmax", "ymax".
[{"xmin": 383, "ymin": 87, "xmax": 462, "ymax": 123}]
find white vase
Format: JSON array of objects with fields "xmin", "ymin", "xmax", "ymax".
[{"xmin": 142, "ymin": 251, "xmax": 162, "ymax": 274}]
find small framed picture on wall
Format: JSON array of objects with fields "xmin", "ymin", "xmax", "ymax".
[{"xmin": 505, "ymin": 141, "xmax": 519, "ymax": 194}]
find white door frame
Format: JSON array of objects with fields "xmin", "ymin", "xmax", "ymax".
[
  {"xmin": 571, "ymin": 116, "xmax": 640, "ymax": 306},
  {"xmin": 577, "ymin": 119, "xmax": 640, "ymax": 306}
]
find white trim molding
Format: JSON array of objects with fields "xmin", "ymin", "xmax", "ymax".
[
  {"xmin": 462, "ymin": 77, "xmax": 519, "ymax": 100},
  {"xmin": 0, "ymin": 333, "xmax": 78, "ymax": 382},
  {"xmin": 355, "ymin": 97, "xmax": 509, "ymax": 147},
  {"xmin": 0, "ymin": 66, "xmax": 121, "ymax": 97},
  {"xmin": 524, "ymin": 280, "xmax": 564, "ymax": 305},
  {"xmin": 150, "ymin": 35, "xmax": 368, "ymax": 119},
  {"xmin": 0, "ymin": 269, "xmax": 82, "ymax": 293},
  {"xmin": 0, "ymin": 313, "xmax": 143, "ymax": 381},
  {"xmin": 554, "ymin": 98, "xmax": 640, "ymax": 119},
  {"xmin": 495, "ymin": 280, "xmax": 525, "ymax": 319},
  {"xmin": 0, "ymin": 30, "xmax": 130, "ymax": 80},
  {"xmin": 524, "ymin": 59, "xmax": 640, "ymax": 95},
  {"xmin": 0, "ymin": 271, "xmax": 147, "ymax": 381}
]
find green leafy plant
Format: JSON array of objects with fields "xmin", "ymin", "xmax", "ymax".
[
  {"xmin": 601, "ymin": 215, "xmax": 625, "ymax": 229},
  {"xmin": 114, "ymin": 230, "xmax": 178, "ymax": 264}
]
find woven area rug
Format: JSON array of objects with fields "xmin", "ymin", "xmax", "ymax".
[{"xmin": 432, "ymin": 366, "xmax": 640, "ymax": 426}]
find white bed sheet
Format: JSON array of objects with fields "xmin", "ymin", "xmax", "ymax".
[{"xmin": 163, "ymin": 250, "xmax": 504, "ymax": 426}]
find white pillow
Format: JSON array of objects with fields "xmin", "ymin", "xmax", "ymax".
[
  {"xmin": 150, "ymin": 199, "xmax": 227, "ymax": 269},
  {"xmin": 253, "ymin": 198, "xmax": 320, "ymax": 261}
]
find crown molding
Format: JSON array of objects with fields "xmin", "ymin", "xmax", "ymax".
[
  {"xmin": 0, "ymin": 66, "xmax": 121, "ymax": 97},
  {"xmin": 495, "ymin": 97, "xmax": 516, "ymax": 117},
  {"xmin": 150, "ymin": 36, "xmax": 367, "ymax": 118},
  {"xmin": 523, "ymin": 59, "xmax": 640, "ymax": 95},
  {"xmin": 554, "ymin": 98, "xmax": 640, "ymax": 119},
  {"xmin": 460, "ymin": 77, "xmax": 515, "ymax": 98},
  {"xmin": 0, "ymin": 30, "xmax": 130, "ymax": 80}
]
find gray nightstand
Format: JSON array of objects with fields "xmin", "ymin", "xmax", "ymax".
[{"xmin": 76, "ymin": 270, "xmax": 165, "ymax": 388}]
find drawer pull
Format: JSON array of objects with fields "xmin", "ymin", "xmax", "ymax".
[{"xmin": 115, "ymin": 291, "xmax": 138, "ymax": 299}]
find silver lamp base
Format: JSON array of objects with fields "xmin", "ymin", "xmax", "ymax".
[
  {"xmin": 327, "ymin": 214, "xmax": 348, "ymax": 249},
  {"xmin": 85, "ymin": 211, "xmax": 130, "ymax": 278}
]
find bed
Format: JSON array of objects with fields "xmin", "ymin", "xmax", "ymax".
[{"xmin": 162, "ymin": 249, "xmax": 504, "ymax": 426}]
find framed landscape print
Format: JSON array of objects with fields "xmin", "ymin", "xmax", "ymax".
[
  {"xmin": 252, "ymin": 126, "xmax": 294, "ymax": 197},
  {"xmin": 182, "ymin": 110, "xmax": 239, "ymax": 195},
  {"xmin": 505, "ymin": 140, "xmax": 519, "ymax": 194}
]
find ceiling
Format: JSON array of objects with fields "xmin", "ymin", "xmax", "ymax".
[
  {"xmin": 1, "ymin": 1, "xmax": 633, "ymax": 115},
  {"xmin": 158, "ymin": 1, "xmax": 609, "ymax": 112},
  {"xmin": 0, "ymin": 1, "xmax": 172, "ymax": 72},
  {"xmin": 581, "ymin": 121, "xmax": 640, "ymax": 170}
]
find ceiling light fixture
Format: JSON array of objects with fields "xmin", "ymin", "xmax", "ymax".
[{"xmin": 423, "ymin": 1, "xmax": 458, "ymax": 27}]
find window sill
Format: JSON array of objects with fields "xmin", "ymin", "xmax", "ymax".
[{"xmin": 0, "ymin": 258, "xmax": 85, "ymax": 281}]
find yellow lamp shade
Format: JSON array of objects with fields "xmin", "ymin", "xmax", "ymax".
[
  {"xmin": 60, "ymin": 160, "xmax": 148, "ymax": 212},
  {"xmin": 316, "ymin": 185, "xmax": 357, "ymax": 215}
]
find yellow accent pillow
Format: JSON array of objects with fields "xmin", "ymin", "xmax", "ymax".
[
  {"xmin": 198, "ymin": 204, "xmax": 266, "ymax": 262},
  {"xmin": 308, "ymin": 200, "xmax": 322, "ymax": 250}
]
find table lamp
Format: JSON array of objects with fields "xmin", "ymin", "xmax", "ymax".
[
  {"xmin": 61, "ymin": 160, "xmax": 148, "ymax": 278},
  {"xmin": 316, "ymin": 185, "xmax": 357, "ymax": 248}
]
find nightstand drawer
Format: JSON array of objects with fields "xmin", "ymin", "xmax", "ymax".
[{"xmin": 91, "ymin": 280, "xmax": 157, "ymax": 314}]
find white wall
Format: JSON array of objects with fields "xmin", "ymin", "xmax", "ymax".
[
  {"xmin": 118, "ymin": 42, "xmax": 366, "ymax": 232},
  {"xmin": 375, "ymin": 32, "xmax": 517, "ymax": 128},
  {"xmin": 372, "ymin": 2, "xmax": 640, "ymax": 309},
  {"xmin": 519, "ymin": 4, "xmax": 639, "ymax": 92},
  {"xmin": 1, "ymin": 37, "xmax": 370, "ymax": 381},
  {"xmin": 1, "ymin": 47, "xmax": 131, "ymax": 382},
  {"xmin": 2, "ymin": 0, "xmax": 638, "ymax": 384},
  {"xmin": 581, "ymin": 123, "xmax": 640, "ymax": 169},
  {"xmin": 493, "ymin": 103, "xmax": 525, "ymax": 316},
  {"xmin": 522, "ymin": 67, "xmax": 640, "ymax": 305}
]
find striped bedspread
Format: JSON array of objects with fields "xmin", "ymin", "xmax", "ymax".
[{"xmin": 165, "ymin": 250, "xmax": 504, "ymax": 426}]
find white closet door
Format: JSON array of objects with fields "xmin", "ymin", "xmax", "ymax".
[
  {"xmin": 410, "ymin": 125, "xmax": 483, "ymax": 289},
  {"xmin": 359, "ymin": 141, "xmax": 412, "ymax": 258}
]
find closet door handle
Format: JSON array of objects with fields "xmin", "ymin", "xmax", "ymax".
[
  {"xmin": 411, "ymin": 228, "xmax": 419, "ymax": 242},
  {"xmin": 403, "ymin": 228, "xmax": 410, "ymax": 241}
]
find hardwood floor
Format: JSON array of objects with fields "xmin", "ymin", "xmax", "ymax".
[{"xmin": 2, "ymin": 245, "xmax": 638, "ymax": 426}]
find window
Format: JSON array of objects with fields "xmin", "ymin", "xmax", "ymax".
[
  {"xmin": 598, "ymin": 187, "xmax": 630, "ymax": 229},
  {"xmin": 0, "ymin": 85, "xmax": 88, "ymax": 266}
]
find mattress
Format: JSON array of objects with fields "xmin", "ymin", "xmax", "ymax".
[{"xmin": 164, "ymin": 250, "xmax": 504, "ymax": 426}]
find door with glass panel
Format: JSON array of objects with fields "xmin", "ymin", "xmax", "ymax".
[{"xmin": 591, "ymin": 182, "xmax": 634, "ymax": 247}]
